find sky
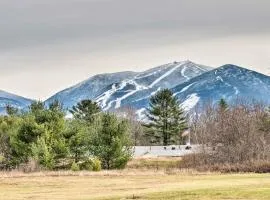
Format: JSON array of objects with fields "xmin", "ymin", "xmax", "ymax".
[{"xmin": 1, "ymin": 0, "xmax": 270, "ymax": 100}]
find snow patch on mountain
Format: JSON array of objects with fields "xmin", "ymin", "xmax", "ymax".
[
  {"xmin": 180, "ymin": 93, "xmax": 200, "ymax": 111},
  {"xmin": 216, "ymin": 76, "xmax": 224, "ymax": 82},
  {"xmin": 0, "ymin": 90, "xmax": 33, "ymax": 114},
  {"xmin": 148, "ymin": 62, "xmax": 185, "ymax": 88},
  {"xmin": 96, "ymin": 84, "xmax": 117, "ymax": 108},
  {"xmin": 181, "ymin": 66, "xmax": 190, "ymax": 80},
  {"xmin": 174, "ymin": 83, "xmax": 195, "ymax": 96},
  {"xmin": 233, "ymin": 86, "xmax": 240, "ymax": 95},
  {"xmin": 115, "ymin": 80, "xmax": 147, "ymax": 109},
  {"xmin": 136, "ymin": 108, "xmax": 147, "ymax": 121},
  {"xmin": 45, "ymin": 60, "xmax": 212, "ymax": 118}
]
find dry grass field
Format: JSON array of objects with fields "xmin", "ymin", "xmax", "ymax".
[{"xmin": 0, "ymin": 169, "xmax": 269, "ymax": 200}]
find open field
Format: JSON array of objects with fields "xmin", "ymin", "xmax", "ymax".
[{"xmin": 0, "ymin": 170, "xmax": 269, "ymax": 200}]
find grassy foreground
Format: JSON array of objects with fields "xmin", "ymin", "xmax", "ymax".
[{"xmin": 0, "ymin": 171, "xmax": 269, "ymax": 200}]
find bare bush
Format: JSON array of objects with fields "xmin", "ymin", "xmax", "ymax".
[{"xmin": 190, "ymin": 100, "xmax": 270, "ymax": 167}]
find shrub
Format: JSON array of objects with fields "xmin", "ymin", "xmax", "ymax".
[
  {"xmin": 186, "ymin": 100, "xmax": 270, "ymax": 172},
  {"xmin": 91, "ymin": 158, "xmax": 101, "ymax": 172},
  {"xmin": 79, "ymin": 157, "xmax": 101, "ymax": 171},
  {"xmin": 71, "ymin": 161, "xmax": 80, "ymax": 171}
]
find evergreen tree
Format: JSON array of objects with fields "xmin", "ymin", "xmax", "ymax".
[
  {"xmin": 5, "ymin": 105, "xmax": 19, "ymax": 116},
  {"xmin": 32, "ymin": 100, "xmax": 67, "ymax": 169},
  {"xmin": 64, "ymin": 119, "xmax": 89, "ymax": 163},
  {"xmin": 29, "ymin": 101, "xmax": 45, "ymax": 114},
  {"xmin": 11, "ymin": 115, "xmax": 46, "ymax": 165},
  {"xmin": 0, "ymin": 115, "xmax": 20, "ymax": 169},
  {"xmin": 11, "ymin": 100, "xmax": 68, "ymax": 169},
  {"xmin": 70, "ymin": 100, "xmax": 101, "ymax": 122},
  {"xmin": 146, "ymin": 89, "xmax": 188, "ymax": 146},
  {"xmin": 218, "ymin": 98, "xmax": 228, "ymax": 112},
  {"xmin": 89, "ymin": 113, "xmax": 132, "ymax": 169}
]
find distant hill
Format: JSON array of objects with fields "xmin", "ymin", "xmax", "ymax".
[{"xmin": 0, "ymin": 90, "xmax": 33, "ymax": 114}]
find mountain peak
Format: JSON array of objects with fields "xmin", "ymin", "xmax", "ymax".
[{"xmin": 45, "ymin": 61, "xmax": 212, "ymax": 111}]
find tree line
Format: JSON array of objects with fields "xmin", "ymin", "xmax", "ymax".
[
  {"xmin": 0, "ymin": 100, "xmax": 132, "ymax": 171},
  {"xmin": 0, "ymin": 89, "xmax": 189, "ymax": 171}
]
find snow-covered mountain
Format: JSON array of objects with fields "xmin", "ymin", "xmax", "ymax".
[
  {"xmin": 45, "ymin": 71, "xmax": 137, "ymax": 109},
  {"xmin": 0, "ymin": 90, "xmax": 33, "ymax": 114},
  {"xmin": 172, "ymin": 64, "xmax": 270, "ymax": 112},
  {"xmin": 3, "ymin": 62, "xmax": 270, "ymax": 120},
  {"xmin": 45, "ymin": 61, "xmax": 211, "ymax": 115}
]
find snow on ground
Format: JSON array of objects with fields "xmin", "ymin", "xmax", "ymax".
[
  {"xmin": 194, "ymin": 64, "xmax": 208, "ymax": 72},
  {"xmin": 136, "ymin": 108, "xmax": 147, "ymax": 121},
  {"xmin": 180, "ymin": 93, "xmax": 200, "ymax": 111},
  {"xmin": 114, "ymin": 80, "xmax": 148, "ymax": 109},
  {"xmin": 180, "ymin": 83, "xmax": 194, "ymax": 93},
  {"xmin": 96, "ymin": 61, "xmax": 199, "ymax": 112},
  {"xmin": 96, "ymin": 84, "xmax": 117, "ymax": 108},
  {"xmin": 65, "ymin": 113, "xmax": 73, "ymax": 119},
  {"xmin": 233, "ymin": 86, "xmax": 240, "ymax": 95},
  {"xmin": 135, "ymin": 69, "xmax": 163, "ymax": 79},
  {"xmin": 181, "ymin": 66, "xmax": 190, "ymax": 80},
  {"xmin": 115, "ymin": 90, "xmax": 137, "ymax": 109},
  {"xmin": 216, "ymin": 76, "xmax": 224, "ymax": 82},
  {"xmin": 148, "ymin": 62, "xmax": 185, "ymax": 88},
  {"xmin": 173, "ymin": 83, "xmax": 195, "ymax": 96}
]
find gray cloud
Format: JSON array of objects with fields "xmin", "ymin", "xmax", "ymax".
[
  {"xmin": 1, "ymin": 0, "xmax": 269, "ymax": 50},
  {"xmin": 0, "ymin": 0, "xmax": 270, "ymax": 99}
]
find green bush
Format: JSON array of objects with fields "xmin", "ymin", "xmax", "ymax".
[
  {"xmin": 79, "ymin": 157, "xmax": 101, "ymax": 171},
  {"xmin": 79, "ymin": 159, "xmax": 93, "ymax": 171},
  {"xmin": 71, "ymin": 161, "xmax": 80, "ymax": 171},
  {"xmin": 0, "ymin": 155, "xmax": 4, "ymax": 163},
  {"xmin": 91, "ymin": 158, "xmax": 101, "ymax": 172}
]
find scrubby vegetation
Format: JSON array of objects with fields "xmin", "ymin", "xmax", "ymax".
[
  {"xmin": 1, "ymin": 88, "xmax": 270, "ymax": 174},
  {"xmin": 186, "ymin": 99, "xmax": 270, "ymax": 172},
  {"xmin": 0, "ymin": 100, "xmax": 132, "ymax": 171}
]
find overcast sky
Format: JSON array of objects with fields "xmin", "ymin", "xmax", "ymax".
[{"xmin": 1, "ymin": 0, "xmax": 270, "ymax": 99}]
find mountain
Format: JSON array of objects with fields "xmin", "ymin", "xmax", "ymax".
[
  {"xmin": 172, "ymin": 64, "xmax": 270, "ymax": 112},
  {"xmin": 3, "ymin": 62, "xmax": 270, "ymax": 120},
  {"xmin": 45, "ymin": 71, "xmax": 137, "ymax": 108},
  {"xmin": 45, "ymin": 61, "xmax": 211, "ymax": 115},
  {"xmin": 0, "ymin": 90, "xmax": 33, "ymax": 114}
]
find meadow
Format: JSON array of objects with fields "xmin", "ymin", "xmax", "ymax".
[{"xmin": 0, "ymin": 169, "xmax": 269, "ymax": 200}]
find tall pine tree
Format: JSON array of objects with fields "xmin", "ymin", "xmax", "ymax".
[
  {"xmin": 70, "ymin": 100, "xmax": 101, "ymax": 123},
  {"xmin": 146, "ymin": 89, "xmax": 188, "ymax": 146}
]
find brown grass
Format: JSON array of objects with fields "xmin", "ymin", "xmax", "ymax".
[
  {"xmin": 0, "ymin": 158, "xmax": 270, "ymax": 199},
  {"xmin": 0, "ymin": 171, "xmax": 269, "ymax": 200}
]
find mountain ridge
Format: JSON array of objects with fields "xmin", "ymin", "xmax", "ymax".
[
  {"xmin": 0, "ymin": 90, "xmax": 33, "ymax": 114},
  {"xmin": 45, "ymin": 61, "xmax": 211, "ymax": 112},
  {"xmin": 2, "ymin": 61, "xmax": 270, "ymax": 120}
]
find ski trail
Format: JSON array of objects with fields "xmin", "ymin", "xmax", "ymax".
[
  {"xmin": 148, "ymin": 62, "xmax": 184, "ymax": 88},
  {"xmin": 181, "ymin": 66, "xmax": 190, "ymax": 80},
  {"xmin": 180, "ymin": 93, "xmax": 200, "ymax": 111},
  {"xmin": 96, "ymin": 84, "xmax": 117, "ymax": 108},
  {"xmin": 173, "ymin": 83, "xmax": 195, "ymax": 96}
]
